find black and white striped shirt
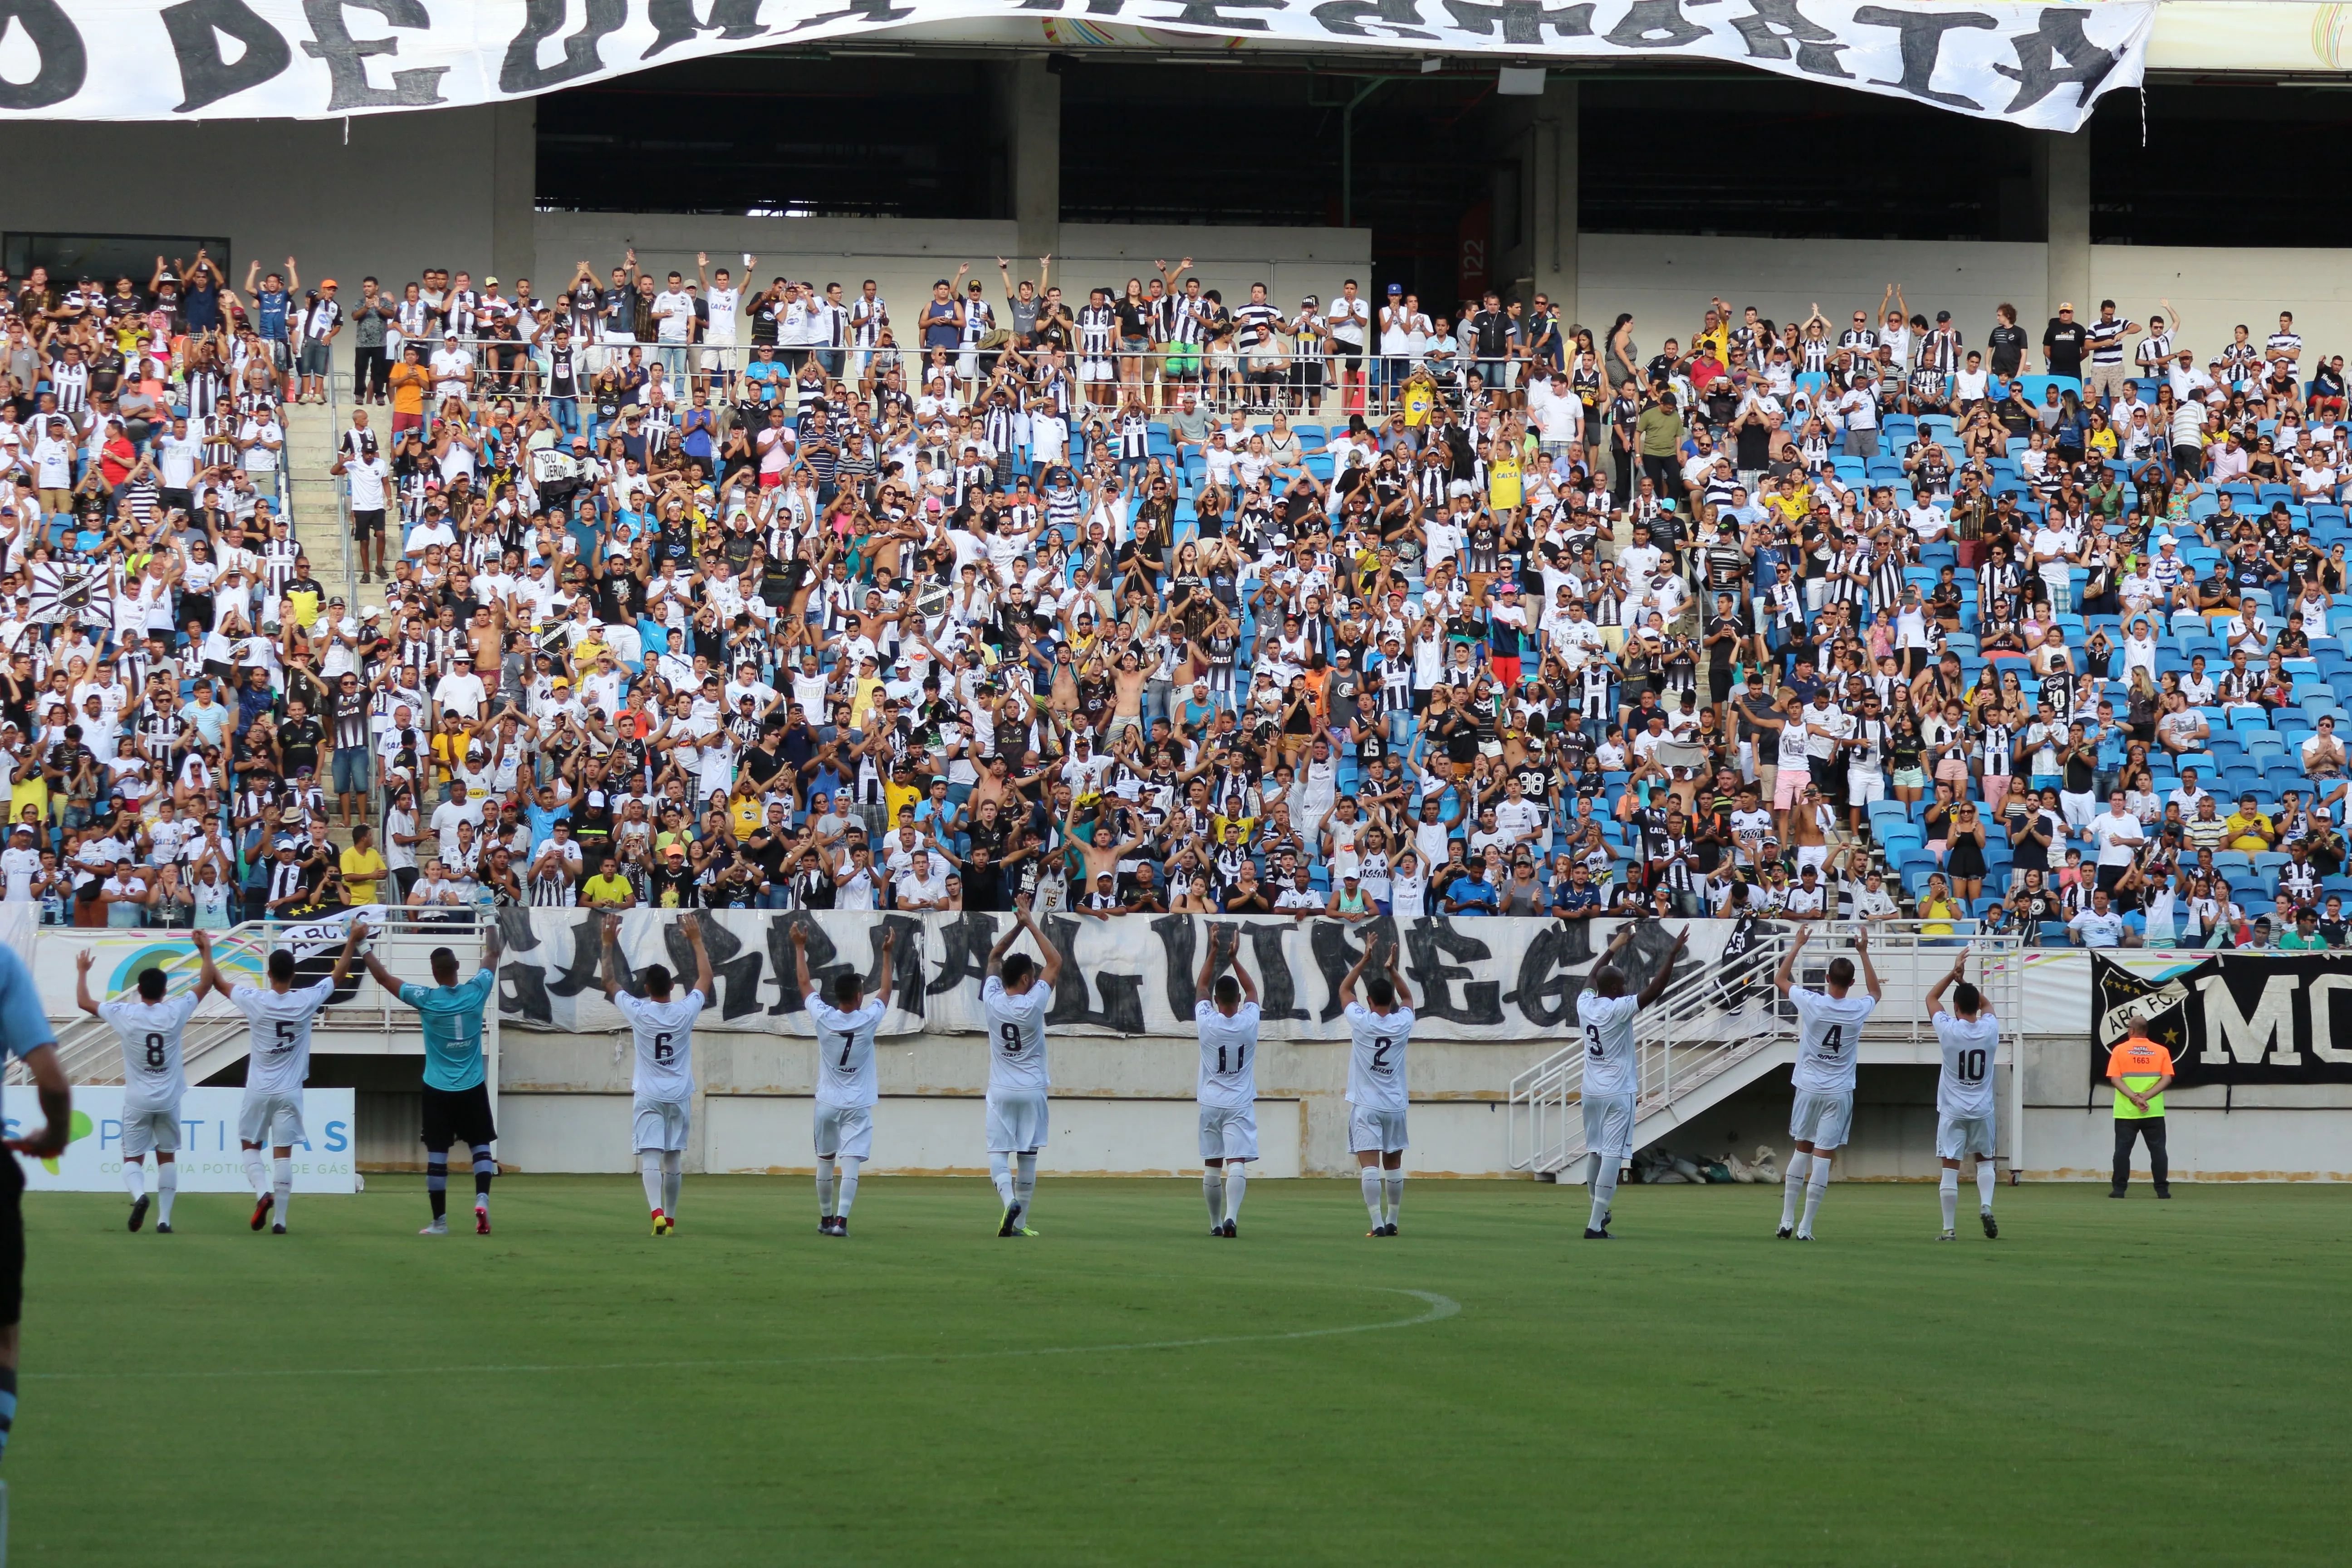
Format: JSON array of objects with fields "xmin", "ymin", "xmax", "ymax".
[
  {"xmin": 2086, "ymin": 317, "xmax": 2129, "ymax": 366},
  {"xmin": 1077, "ymin": 305, "xmax": 1117, "ymax": 361}
]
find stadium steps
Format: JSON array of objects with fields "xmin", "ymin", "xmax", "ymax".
[
  {"xmin": 280, "ymin": 400, "xmax": 376, "ymax": 617},
  {"xmin": 1508, "ymin": 934, "xmax": 1795, "ymax": 1178}
]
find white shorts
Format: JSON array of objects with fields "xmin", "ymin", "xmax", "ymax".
[
  {"xmin": 120, "ymin": 1104, "xmax": 181, "ymax": 1158},
  {"xmin": 813, "ymin": 1102, "xmax": 873, "ymax": 1162},
  {"xmin": 1848, "ymin": 770, "xmax": 1885, "ymax": 808},
  {"xmin": 1582, "ymin": 1092, "xmax": 1635, "ymax": 1163},
  {"xmin": 1348, "ymin": 1105, "xmax": 1410, "ymax": 1155},
  {"xmin": 1789, "ymin": 1090, "xmax": 1854, "ymax": 1151},
  {"xmin": 633, "ymin": 1096, "xmax": 692, "ymax": 1154},
  {"xmin": 1197, "ymin": 1104, "xmax": 1259, "ymax": 1163},
  {"xmin": 238, "ymin": 1091, "xmax": 305, "ymax": 1148},
  {"xmin": 2059, "ymin": 790, "xmax": 2097, "ymax": 830},
  {"xmin": 986, "ymin": 1090, "xmax": 1050, "ymax": 1154},
  {"xmin": 1936, "ymin": 1114, "xmax": 1996, "ymax": 1161},
  {"xmin": 1794, "ymin": 843, "xmax": 1830, "ymax": 876}
]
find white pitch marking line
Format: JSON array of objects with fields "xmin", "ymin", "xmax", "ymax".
[{"xmin": 29, "ymin": 1289, "xmax": 1462, "ymax": 1382}]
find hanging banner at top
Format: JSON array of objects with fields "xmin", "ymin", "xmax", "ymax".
[{"xmin": 0, "ymin": 0, "xmax": 2153, "ymax": 128}]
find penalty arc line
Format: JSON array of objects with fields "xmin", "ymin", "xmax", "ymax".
[{"xmin": 26, "ymin": 1288, "xmax": 1462, "ymax": 1383}]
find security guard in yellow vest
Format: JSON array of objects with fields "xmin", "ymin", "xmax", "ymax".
[{"xmin": 2106, "ymin": 1019, "xmax": 2175, "ymax": 1199}]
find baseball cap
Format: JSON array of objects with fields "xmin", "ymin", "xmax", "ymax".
[
  {"xmin": 2058, "ymin": 300, "xmax": 2075, "ymax": 312},
  {"xmin": 1387, "ymin": 283, "xmax": 1403, "ymax": 295}
]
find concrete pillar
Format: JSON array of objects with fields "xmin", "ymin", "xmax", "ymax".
[
  {"xmin": 490, "ymin": 98, "xmax": 537, "ymax": 294},
  {"xmin": 1490, "ymin": 77, "xmax": 1577, "ymax": 337},
  {"xmin": 994, "ymin": 56, "xmax": 1061, "ymax": 263},
  {"xmin": 2043, "ymin": 129, "xmax": 2092, "ymax": 328}
]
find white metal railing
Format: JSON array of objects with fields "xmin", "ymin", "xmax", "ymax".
[
  {"xmin": 1506, "ymin": 926, "xmax": 2024, "ymax": 1177},
  {"xmin": 18, "ymin": 911, "xmax": 498, "ymax": 1088}
]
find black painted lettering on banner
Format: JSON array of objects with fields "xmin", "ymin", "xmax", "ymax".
[
  {"xmin": 927, "ymin": 911, "xmax": 1001, "ymax": 998},
  {"xmin": 1151, "ymin": 911, "xmax": 1200, "ymax": 1015},
  {"xmin": 1311, "ymin": 0, "xmax": 1438, "ymax": 41},
  {"xmin": 546, "ymin": 910, "xmax": 643, "ymax": 1000},
  {"xmin": 1041, "ymin": 914, "xmax": 1147, "ymax": 1034},
  {"xmin": 867, "ymin": 913, "xmax": 927, "ymax": 1014},
  {"xmin": 301, "ymin": 0, "xmax": 447, "ymax": 109},
  {"xmin": 659, "ymin": 916, "xmax": 764, "ymax": 1021},
  {"xmin": 1702, "ymin": 0, "xmax": 1851, "ymax": 77},
  {"xmin": 1852, "ymin": 3, "xmax": 1995, "ymax": 109},
  {"xmin": 789, "ymin": 0, "xmax": 916, "ymax": 32},
  {"xmin": 2088, "ymin": 952, "xmax": 2352, "ymax": 1089},
  {"xmin": 1504, "ymin": 917, "xmax": 1596, "ymax": 1028},
  {"xmin": 1017, "ymin": 0, "xmax": 1131, "ymax": 10},
  {"xmin": 1143, "ymin": 0, "xmax": 1284, "ymax": 31},
  {"xmin": 645, "ymin": 0, "xmax": 767, "ymax": 58},
  {"xmin": 1240, "ymin": 919, "xmax": 1309, "ymax": 1022},
  {"xmin": 1403, "ymin": 917, "xmax": 1504, "ymax": 1026},
  {"xmin": 500, "ymin": 0, "xmax": 625, "ymax": 93},
  {"xmin": 1309, "ymin": 916, "xmax": 1400, "ymax": 1021},
  {"xmin": 1438, "ymin": 0, "xmax": 1593, "ymax": 44},
  {"xmin": 494, "ymin": 906, "xmax": 551, "ymax": 1024},
  {"xmin": 0, "ymin": 0, "xmax": 84, "ymax": 109},
  {"xmin": 161, "ymin": 0, "xmax": 293, "ymax": 113},
  {"xmin": 1990, "ymin": 6, "xmax": 2121, "ymax": 113},
  {"xmin": 764, "ymin": 911, "xmax": 851, "ymax": 1016},
  {"xmin": 1603, "ymin": 0, "xmax": 1708, "ymax": 49}
]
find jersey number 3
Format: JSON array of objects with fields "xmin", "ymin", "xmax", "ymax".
[{"xmin": 1584, "ymin": 1023, "xmax": 1604, "ymax": 1060}]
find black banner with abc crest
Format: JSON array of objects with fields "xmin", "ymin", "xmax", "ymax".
[{"xmin": 2089, "ymin": 951, "xmax": 2352, "ymax": 1091}]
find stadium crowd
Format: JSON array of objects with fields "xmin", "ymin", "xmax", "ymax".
[{"xmin": 4, "ymin": 242, "xmax": 2352, "ymax": 949}]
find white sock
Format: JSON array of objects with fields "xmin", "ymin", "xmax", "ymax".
[
  {"xmin": 1383, "ymin": 1170, "xmax": 1404, "ymax": 1225},
  {"xmin": 661, "ymin": 1151, "xmax": 682, "ymax": 1216},
  {"xmin": 1223, "ymin": 1166, "xmax": 1247, "ymax": 1224},
  {"xmin": 1584, "ymin": 1152, "xmax": 1603, "ymax": 1188},
  {"xmin": 1799, "ymin": 1155, "xmax": 1831, "ymax": 1235},
  {"xmin": 815, "ymin": 1155, "xmax": 837, "ymax": 1218},
  {"xmin": 1203, "ymin": 1169, "xmax": 1225, "ymax": 1225},
  {"xmin": 1013, "ymin": 1152, "xmax": 1036, "ymax": 1218},
  {"xmin": 1977, "ymin": 1161, "xmax": 1996, "ymax": 1211},
  {"xmin": 157, "ymin": 1162, "xmax": 177, "ymax": 1224},
  {"xmin": 1940, "ymin": 1170, "xmax": 1959, "ymax": 1232},
  {"xmin": 990, "ymin": 1152, "xmax": 1014, "ymax": 1206},
  {"xmin": 640, "ymin": 1152, "xmax": 665, "ymax": 1214},
  {"xmin": 1589, "ymin": 1162, "xmax": 1620, "ymax": 1232},
  {"xmin": 244, "ymin": 1150, "xmax": 269, "ymax": 1197},
  {"xmin": 836, "ymin": 1157, "xmax": 861, "ymax": 1218},
  {"xmin": 271, "ymin": 1157, "xmax": 292, "ymax": 1225},
  {"xmin": 1779, "ymin": 1151, "xmax": 1811, "ymax": 1230},
  {"xmin": 125, "ymin": 1155, "xmax": 146, "ymax": 1203},
  {"xmin": 1361, "ymin": 1167, "xmax": 1384, "ymax": 1224}
]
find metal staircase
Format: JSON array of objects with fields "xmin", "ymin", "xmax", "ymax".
[{"xmin": 1507, "ymin": 932, "xmax": 1796, "ymax": 1178}]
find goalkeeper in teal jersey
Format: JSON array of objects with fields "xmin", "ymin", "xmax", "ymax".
[{"xmin": 359, "ymin": 920, "xmax": 505, "ymax": 1235}]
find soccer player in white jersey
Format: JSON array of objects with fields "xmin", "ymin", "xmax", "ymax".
[
  {"xmin": 1339, "ymin": 940, "xmax": 1416, "ymax": 1237},
  {"xmin": 1772, "ymin": 927, "xmax": 1881, "ymax": 1240},
  {"xmin": 1194, "ymin": 925, "xmax": 1261, "ymax": 1239},
  {"xmin": 1574, "ymin": 922, "xmax": 1689, "ymax": 1240},
  {"xmin": 1925, "ymin": 952, "xmax": 2002, "ymax": 1242},
  {"xmin": 199, "ymin": 922, "xmax": 367, "ymax": 1235},
  {"xmin": 603, "ymin": 911, "xmax": 714, "ymax": 1235},
  {"xmin": 981, "ymin": 899, "xmax": 1063, "ymax": 1237},
  {"xmin": 793, "ymin": 923, "xmax": 896, "ymax": 1238},
  {"xmin": 78, "ymin": 941, "xmax": 205, "ymax": 1233}
]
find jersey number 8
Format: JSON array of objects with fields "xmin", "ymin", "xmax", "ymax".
[{"xmin": 144, "ymin": 1031, "xmax": 167, "ymax": 1071}]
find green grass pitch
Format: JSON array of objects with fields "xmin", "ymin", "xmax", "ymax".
[{"xmin": 14, "ymin": 1177, "xmax": 2350, "ymax": 1565}]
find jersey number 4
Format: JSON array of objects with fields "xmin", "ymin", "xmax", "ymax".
[{"xmin": 1817, "ymin": 1024, "xmax": 1843, "ymax": 1058}]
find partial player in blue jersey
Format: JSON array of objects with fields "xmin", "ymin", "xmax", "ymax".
[{"xmin": 362, "ymin": 920, "xmax": 505, "ymax": 1235}]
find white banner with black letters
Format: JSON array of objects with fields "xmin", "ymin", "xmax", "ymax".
[
  {"xmin": 490, "ymin": 908, "xmax": 1767, "ymax": 1043},
  {"xmin": 0, "ymin": 0, "xmax": 2151, "ymax": 128}
]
